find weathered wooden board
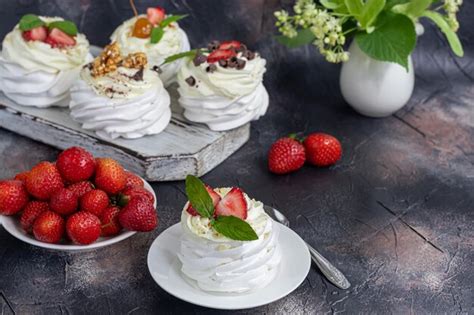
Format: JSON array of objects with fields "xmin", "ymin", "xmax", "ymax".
[{"xmin": 0, "ymin": 90, "xmax": 250, "ymax": 181}]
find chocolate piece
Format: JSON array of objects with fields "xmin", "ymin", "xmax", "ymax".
[
  {"xmin": 218, "ymin": 59, "xmax": 228, "ymax": 68},
  {"xmin": 193, "ymin": 53, "xmax": 207, "ymax": 67},
  {"xmin": 206, "ymin": 64, "xmax": 217, "ymax": 73},
  {"xmin": 236, "ymin": 59, "xmax": 246, "ymax": 70},
  {"xmin": 152, "ymin": 65, "xmax": 163, "ymax": 74},
  {"xmin": 243, "ymin": 50, "xmax": 256, "ymax": 60},
  {"xmin": 185, "ymin": 76, "xmax": 196, "ymax": 86},
  {"xmin": 207, "ymin": 40, "xmax": 220, "ymax": 51},
  {"xmin": 132, "ymin": 68, "xmax": 144, "ymax": 81},
  {"xmin": 236, "ymin": 44, "xmax": 247, "ymax": 53},
  {"xmin": 227, "ymin": 56, "xmax": 238, "ymax": 68}
]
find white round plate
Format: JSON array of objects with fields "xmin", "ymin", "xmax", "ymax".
[
  {"xmin": 0, "ymin": 176, "xmax": 156, "ymax": 251},
  {"xmin": 147, "ymin": 222, "xmax": 311, "ymax": 310}
]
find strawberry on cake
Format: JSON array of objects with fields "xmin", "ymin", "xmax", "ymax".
[
  {"xmin": 69, "ymin": 42, "xmax": 171, "ymax": 140},
  {"xmin": 176, "ymin": 40, "xmax": 269, "ymax": 131},
  {"xmin": 110, "ymin": 4, "xmax": 190, "ymax": 87},
  {"xmin": 178, "ymin": 176, "xmax": 282, "ymax": 293},
  {"xmin": 0, "ymin": 14, "xmax": 90, "ymax": 107}
]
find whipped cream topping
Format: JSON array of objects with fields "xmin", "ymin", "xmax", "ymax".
[
  {"xmin": 0, "ymin": 17, "xmax": 90, "ymax": 107},
  {"xmin": 178, "ymin": 188, "xmax": 282, "ymax": 293},
  {"xmin": 110, "ymin": 15, "xmax": 190, "ymax": 86},
  {"xmin": 70, "ymin": 65, "xmax": 171, "ymax": 139},
  {"xmin": 177, "ymin": 51, "xmax": 269, "ymax": 131}
]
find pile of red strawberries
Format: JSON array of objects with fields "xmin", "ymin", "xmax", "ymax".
[{"xmin": 0, "ymin": 147, "xmax": 157, "ymax": 245}]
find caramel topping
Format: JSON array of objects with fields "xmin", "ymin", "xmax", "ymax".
[{"xmin": 121, "ymin": 52, "xmax": 147, "ymax": 69}]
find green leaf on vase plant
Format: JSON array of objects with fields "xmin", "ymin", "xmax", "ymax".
[
  {"xmin": 320, "ymin": 0, "xmax": 342, "ymax": 9},
  {"xmin": 345, "ymin": 0, "xmax": 386, "ymax": 31},
  {"xmin": 19, "ymin": 14, "xmax": 45, "ymax": 31},
  {"xmin": 421, "ymin": 10, "xmax": 464, "ymax": 57},
  {"xmin": 275, "ymin": 29, "xmax": 315, "ymax": 48},
  {"xmin": 392, "ymin": 0, "xmax": 432, "ymax": 20},
  {"xmin": 48, "ymin": 20, "xmax": 78, "ymax": 36},
  {"xmin": 356, "ymin": 13, "xmax": 416, "ymax": 71},
  {"xmin": 212, "ymin": 216, "xmax": 259, "ymax": 241},
  {"xmin": 185, "ymin": 175, "xmax": 214, "ymax": 218},
  {"xmin": 150, "ymin": 27, "xmax": 164, "ymax": 44},
  {"xmin": 161, "ymin": 49, "xmax": 199, "ymax": 65},
  {"xmin": 386, "ymin": 0, "xmax": 411, "ymax": 8},
  {"xmin": 160, "ymin": 14, "xmax": 188, "ymax": 28}
]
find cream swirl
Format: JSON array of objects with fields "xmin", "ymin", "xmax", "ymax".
[
  {"xmin": 70, "ymin": 66, "xmax": 171, "ymax": 139},
  {"xmin": 178, "ymin": 188, "xmax": 282, "ymax": 293},
  {"xmin": 110, "ymin": 15, "xmax": 190, "ymax": 86}
]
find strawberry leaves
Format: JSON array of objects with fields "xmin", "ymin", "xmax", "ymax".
[{"xmin": 185, "ymin": 175, "xmax": 258, "ymax": 241}]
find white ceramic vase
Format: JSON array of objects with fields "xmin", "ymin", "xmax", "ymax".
[{"xmin": 339, "ymin": 41, "xmax": 414, "ymax": 118}]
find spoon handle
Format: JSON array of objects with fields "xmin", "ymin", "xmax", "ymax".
[{"xmin": 305, "ymin": 242, "xmax": 351, "ymax": 289}]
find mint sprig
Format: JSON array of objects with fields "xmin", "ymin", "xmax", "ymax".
[
  {"xmin": 160, "ymin": 49, "xmax": 199, "ymax": 65},
  {"xmin": 160, "ymin": 14, "xmax": 188, "ymax": 28},
  {"xmin": 185, "ymin": 175, "xmax": 258, "ymax": 241},
  {"xmin": 19, "ymin": 14, "xmax": 45, "ymax": 31},
  {"xmin": 149, "ymin": 14, "xmax": 187, "ymax": 45},
  {"xmin": 150, "ymin": 27, "xmax": 164, "ymax": 44},
  {"xmin": 48, "ymin": 20, "xmax": 78, "ymax": 36}
]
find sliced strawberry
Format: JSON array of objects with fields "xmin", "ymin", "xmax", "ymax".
[
  {"xmin": 207, "ymin": 49, "xmax": 236, "ymax": 63},
  {"xmin": 147, "ymin": 7, "xmax": 166, "ymax": 26},
  {"xmin": 45, "ymin": 28, "xmax": 76, "ymax": 48},
  {"xmin": 215, "ymin": 187, "xmax": 247, "ymax": 220},
  {"xmin": 218, "ymin": 40, "xmax": 241, "ymax": 50},
  {"xmin": 186, "ymin": 185, "xmax": 221, "ymax": 216},
  {"xmin": 22, "ymin": 26, "xmax": 47, "ymax": 42}
]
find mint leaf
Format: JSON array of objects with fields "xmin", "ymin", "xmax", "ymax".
[
  {"xmin": 346, "ymin": 0, "xmax": 385, "ymax": 30},
  {"xmin": 356, "ymin": 13, "xmax": 416, "ymax": 70},
  {"xmin": 275, "ymin": 29, "xmax": 315, "ymax": 48},
  {"xmin": 150, "ymin": 27, "xmax": 164, "ymax": 44},
  {"xmin": 212, "ymin": 216, "xmax": 258, "ymax": 241},
  {"xmin": 160, "ymin": 14, "xmax": 188, "ymax": 28},
  {"xmin": 161, "ymin": 50, "xmax": 198, "ymax": 65},
  {"xmin": 185, "ymin": 175, "xmax": 214, "ymax": 218},
  {"xmin": 422, "ymin": 10, "xmax": 464, "ymax": 57},
  {"xmin": 48, "ymin": 20, "xmax": 78, "ymax": 36},
  {"xmin": 392, "ymin": 0, "xmax": 432, "ymax": 19},
  {"xmin": 19, "ymin": 14, "xmax": 45, "ymax": 31}
]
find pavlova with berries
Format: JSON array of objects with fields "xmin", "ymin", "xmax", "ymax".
[
  {"xmin": 177, "ymin": 175, "xmax": 281, "ymax": 293},
  {"xmin": 0, "ymin": 14, "xmax": 90, "ymax": 107},
  {"xmin": 176, "ymin": 40, "xmax": 269, "ymax": 131}
]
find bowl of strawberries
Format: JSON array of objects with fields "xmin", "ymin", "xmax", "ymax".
[{"xmin": 0, "ymin": 147, "xmax": 158, "ymax": 251}]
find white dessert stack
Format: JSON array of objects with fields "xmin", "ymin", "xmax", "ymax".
[
  {"xmin": 177, "ymin": 41, "xmax": 269, "ymax": 131},
  {"xmin": 178, "ymin": 187, "xmax": 282, "ymax": 293},
  {"xmin": 69, "ymin": 43, "xmax": 171, "ymax": 140},
  {"xmin": 110, "ymin": 14, "xmax": 190, "ymax": 87},
  {"xmin": 0, "ymin": 17, "xmax": 90, "ymax": 107}
]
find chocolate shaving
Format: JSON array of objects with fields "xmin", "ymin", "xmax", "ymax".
[
  {"xmin": 243, "ymin": 50, "xmax": 256, "ymax": 60},
  {"xmin": 185, "ymin": 76, "xmax": 196, "ymax": 86},
  {"xmin": 207, "ymin": 40, "xmax": 220, "ymax": 51},
  {"xmin": 131, "ymin": 68, "xmax": 144, "ymax": 81},
  {"xmin": 236, "ymin": 59, "xmax": 246, "ymax": 70},
  {"xmin": 193, "ymin": 53, "xmax": 207, "ymax": 67},
  {"xmin": 152, "ymin": 65, "xmax": 163, "ymax": 74},
  {"xmin": 206, "ymin": 64, "xmax": 217, "ymax": 73},
  {"xmin": 218, "ymin": 59, "xmax": 228, "ymax": 68},
  {"xmin": 236, "ymin": 44, "xmax": 247, "ymax": 53},
  {"xmin": 227, "ymin": 56, "xmax": 238, "ymax": 68}
]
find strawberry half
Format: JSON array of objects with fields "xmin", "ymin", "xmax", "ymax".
[
  {"xmin": 22, "ymin": 26, "xmax": 47, "ymax": 42},
  {"xmin": 218, "ymin": 40, "xmax": 241, "ymax": 50},
  {"xmin": 147, "ymin": 7, "xmax": 166, "ymax": 26},
  {"xmin": 186, "ymin": 185, "xmax": 221, "ymax": 216},
  {"xmin": 207, "ymin": 49, "xmax": 236, "ymax": 63},
  {"xmin": 45, "ymin": 28, "xmax": 76, "ymax": 48},
  {"xmin": 215, "ymin": 187, "xmax": 248, "ymax": 220}
]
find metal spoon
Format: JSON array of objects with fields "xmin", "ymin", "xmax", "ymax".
[{"xmin": 264, "ymin": 205, "xmax": 351, "ymax": 290}]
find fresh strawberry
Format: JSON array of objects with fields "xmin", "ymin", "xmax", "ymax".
[
  {"xmin": 45, "ymin": 28, "xmax": 76, "ymax": 48},
  {"xmin": 14, "ymin": 171, "xmax": 29, "ymax": 184},
  {"xmin": 118, "ymin": 196, "xmax": 158, "ymax": 232},
  {"xmin": 49, "ymin": 188, "xmax": 78, "ymax": 216},
  {"xmin": 303, "ymin": 133, "xmax": 342, "ymax": 167},
  {"xmin": 124, "ymin": 171, "xmax": 144, "ymax": 188},
  {"xmin": 147, "ymin": 7, "xmax": 166, "ymax": 25},
  {"xmin": 100, "ymin": 206, "xmax": 122, "ymax": 237},
  {"xmin": 22, "ymin": 26, "xmax": 47, "ymax": 42},
  {"xmin": 118, "ymin": 186, "xmax": 154, "ymax": 207},
  {"xmin": 186, "ymin": 185, "xmax": 221, "ymax": 216},
  {"xmin": 67, "ymin": 181, "xmax": 94, "ymax": 198},
  {"xmin": 20, "ymin": 201, "xmax": 49, "ymax": 233},
  {"xmin": 66, "ymin": 212, "xmax": 101, "ymax": 245},
  {"xmin": 33, "ymin": 210, "xmax": 65, "ymax": 244},
  {"xmin": 80, "ymin": 189, "xmax": 109, "ymax": 217},
  {"xmin": 0, "ymin": 180, "xmax": 29, "ymax": 215},
  {"xmin": 94, "ymin": 158, "xmax": 126, "ymax": 194},
  {"xmin": 56, "ymin": 147, "xmax": 95, "ymax": 183},
  {"xmin": 26, "ymin": 161, "xmax": 64, "ymax": 200},
  {"xmin": 268, "ymin": 137, "xmax": 306, "ymax": 174},
  {"xmin": 218, "ymin": 40, "xmax": 242, "ymax": 50},
  {"xmin": 215, "ymin": 187, "xmax": 248, "ymax": 220},
  {"xmin": 207, "ymin": 49, "xmax": 236, "ymax": 63}
]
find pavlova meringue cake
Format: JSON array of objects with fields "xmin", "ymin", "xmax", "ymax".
[
  {"xmin": 69, "ymin": 42, "xmax": 171, "ymax": 140},
  {"xmin": 0, "ymin": 14, "xmax": 90, "ymax": 107},
  {"xmin": 177, "ymin": 40, "xmax": 269, "ymax": 131},
  {"xmin": 110, "ymin": 6, "xmax": 190, "ymax": 87},
  {"xmin": 178, "ymin": 176, "xmax": 281, "ymax": 293}
]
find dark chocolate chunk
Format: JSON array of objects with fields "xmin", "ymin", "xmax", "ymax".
[
  {"xmin": 243, "ymin": 50, "xmax": 256, "ymax": 60},
  {"xmin": 207, "ymin": 40, "xmax": 220, "ymax": 51},
  {"xmin": 227, "ymin": 56, "xmax": 238, "ymax": 68},
  {"xmin": 131, "ymin": 68, "xmax": 144, "ymax": 81},
  {"xmin": 206, "ymin": 64, "xmax": 217, "ymax": 73},
  {"xmin": 185, "ymin": 76, "xmax": 196, "ymax": 86},
  {"xmin": 193, "ymin": 53, "xmax": 207, "ymax": 67},
  {"xmin": 218, "ymin": 59, "xmax": 228, "ymax": 68},
  {"xmin": 236, "ymin": 44, "xmax": 247, "ymax": 53},
  {"xmin": 236, "ymin": 59, "xmax": 246, "ymax": 70},
  {"xmin": 152, "ymin": 65, "xmax": 163, "ymax": 74}
]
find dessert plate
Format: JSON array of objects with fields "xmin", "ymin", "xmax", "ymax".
[
  {"xmin": 0, "ymin": 176, "xmax": 155, "ymax": 251},
  {"xmin": 147, "ymin": 222, "xmax": 311, "ymax": 310}
]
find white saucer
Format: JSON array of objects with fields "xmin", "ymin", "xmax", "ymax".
[
  {"xmin": 0, "ymin": 176, "xmax": 156, "ymax": 251},
  {"xmin": 147, "ymin": 222, "xmax": 311, "ymax": 310}
]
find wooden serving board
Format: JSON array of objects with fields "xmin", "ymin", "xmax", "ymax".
[{"xmin": 0, "ymin": 89, "xmax": 250, "ymax": 181}]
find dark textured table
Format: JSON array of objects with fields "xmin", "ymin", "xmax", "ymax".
[{"xmin": 1, "ymin": 1, "xmax": 473, "ymax": 314}]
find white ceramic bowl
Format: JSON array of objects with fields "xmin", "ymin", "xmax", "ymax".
[{"xmin": 0, "ymin": 175, "xmax": 156, "ymax": 251}]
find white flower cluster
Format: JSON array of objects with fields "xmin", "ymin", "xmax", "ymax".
[
  {"xmin": 443, "ymin": 0, "xmax": 462, "ymax": 31},
  {"xmin": 275, "ymin": 0, "xmax": 349, "ymax": 63}
]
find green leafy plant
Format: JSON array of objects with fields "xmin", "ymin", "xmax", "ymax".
[
  {"xmin": 150, "ymin": 15, "xmax": 187, "ymax": 44},
  {"xmin": 275, "ymin": 0, "xmax": 464, "ymax": 70},
  {"xmin": 19, "ymin": 14, "xmax": 78, "ymax": 36}
]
